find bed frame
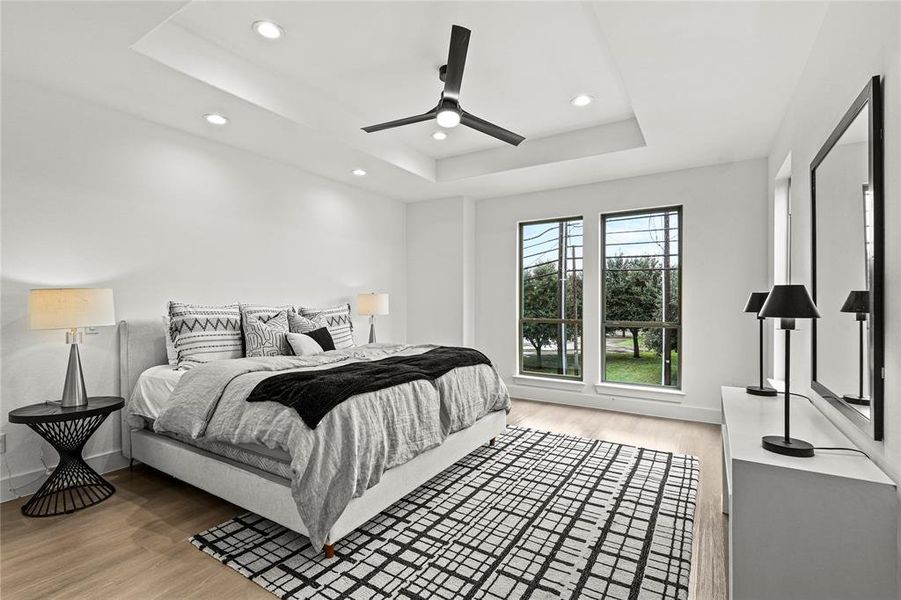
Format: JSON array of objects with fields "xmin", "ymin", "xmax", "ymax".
[{"xmin": 118, "ymin": 320, "xmax": 506, "ymax": 557}]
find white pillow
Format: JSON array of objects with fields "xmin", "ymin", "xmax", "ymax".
[{"xmin": 286, "ymin": 332, "xmax": 324, "ymax": 356}]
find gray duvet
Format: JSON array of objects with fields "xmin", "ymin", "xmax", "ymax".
[{"xmin": 153, "ymin": 343, "xmax": 510, "ymax": 549}]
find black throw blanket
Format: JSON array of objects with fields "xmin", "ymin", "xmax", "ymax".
[{"xmin": 245, "ymin": 347, "xmax": 492, "ymax": 429}]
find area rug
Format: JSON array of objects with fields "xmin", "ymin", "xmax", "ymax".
[{"xmin": 190, "ymin": 426, "xmax": 699, "ymax": 600}]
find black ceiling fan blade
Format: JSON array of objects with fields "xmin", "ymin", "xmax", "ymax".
[
  {"xmin": 461, "ymin": 111, "xmax": 525, "ymax": 146},
  {"xmin": 442, "ymin": 25, "xmax": 470, "ymax": 101},
  {"xmin": 362, "ymin": 110, "xmax": 437, "ymax": 133}
]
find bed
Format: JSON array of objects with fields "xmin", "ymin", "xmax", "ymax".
[{"xmin": 118, "ymin": 319, "xmax": 508, "ymax": 558}]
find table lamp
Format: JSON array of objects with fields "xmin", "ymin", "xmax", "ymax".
[
  {"xmin": 840, "ymin": 290, "xmax": 870, "ymax": 406},
  {"xmin": 357, "ymin": 292, "xmax": 389, "ymax": 343},
  {"xmin": 29, "ymin": 288, "xmax": 116, "ymax": 407},
  {"xmin": 758, "ymin": 284, "xmax": 820, "ymax": 457},
  {"xmin": 743, "ymin": 291, "xmax": 777, "ymax": 396}
]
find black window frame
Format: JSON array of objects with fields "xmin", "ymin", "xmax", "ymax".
[
  {"xmin": 600, "ymin": 206, "xmax": 683, "ymax": 389},
  {"xmin": 517, "ymin": 216, "xmax": 584, "ymax": 381}
]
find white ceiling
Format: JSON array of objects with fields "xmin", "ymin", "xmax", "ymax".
[
  {"xmin": 172, "ymin": 1, "xmax": 636, "ymax": 159},
  {"xmin": 1, "ymin": 1, "xmax": 829, "ymax": 202}
]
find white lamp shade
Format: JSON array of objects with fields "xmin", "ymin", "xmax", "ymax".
[
  {"xmin": 357, "ymin": 293, "xmax": 389, "ymax": 316},
  {"xmin": 29, "ymin": 288, "xmax": 116, "ymax": 330}
]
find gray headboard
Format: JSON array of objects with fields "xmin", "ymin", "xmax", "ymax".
[
  {"xmin": 118, "ymin": 319, "xmax": 168, "ymax": 458},
  {"xmin": 118, "ymin": 319, "xmax": 168, "ymax": 399}
]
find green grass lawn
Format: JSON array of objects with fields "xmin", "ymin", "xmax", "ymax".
[
  {"xmin": 522, "ymin": 352, "xmax": 582, "ymax": 377},
  {"xmin": 522, "ymin": 347, "xmax": 679, "ymax": 387},
  {"xmin": 605, "ymin": 351, "xmax": 680, "ymax": 386}
]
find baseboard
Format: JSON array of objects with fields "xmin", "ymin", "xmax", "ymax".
[
  {"xmin": 507, "ymin": 384, "xmax": 722, "ymax": 424},
  {"xmin": 0, "ymin": 448, "xmax": 129, "ymax": 503}
]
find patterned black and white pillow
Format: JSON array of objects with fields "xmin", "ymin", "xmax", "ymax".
[
  {"xmin": 243, "ymin": 310, "xmax": 290, "ymax": 357},
  {"xmin": 299, "ymin": 304, "xmax": 355, "ymax": 349},
  {"xmin": 168, "ymin": 301, "xmax": 243, "ymax": 370},
  {"xmin": 287, "ymin": 310, "xmax": 326, "ymax": 334},
  {"xmin": 241, "ymin": 304, "xmax": 293, "ymax": 324}
]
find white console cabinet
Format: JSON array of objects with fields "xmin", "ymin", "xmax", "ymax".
[{"xmin": 721, "ymin": 386, "xmax": 897, "ymax": 599}]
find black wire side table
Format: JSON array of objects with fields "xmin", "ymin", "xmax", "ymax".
[{"xmin": 8, "ymin": 397, "xmax": 124, "ymax": 517}]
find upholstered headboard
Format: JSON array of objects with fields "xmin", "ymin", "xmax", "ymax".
[{"xmin": 118, "ymin": 319, "xmax": 168, "ymax": 458}]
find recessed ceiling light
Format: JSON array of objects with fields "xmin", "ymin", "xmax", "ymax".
[
  {"xmin": 570, "ymin": 94, "xmax": 593, "ymax": 107},
  {"xmin": 431, "ymin": 131, "xmax": 447, "ymax": 141},
  {"xmin": 203, "ymin": 113, "xmax": 229, "ymax": 125},
  {"xmin": 351, "ymin": 168, "xmax": 367, "ymax": 177},
  {"xmin": 252, "ymin": 20, "xmax": 284, "ymax": 40}
]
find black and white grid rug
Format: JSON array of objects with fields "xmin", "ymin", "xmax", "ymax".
[{"xmin": 191, "ymin": 427, "xmax": 699, "ymax": 600}]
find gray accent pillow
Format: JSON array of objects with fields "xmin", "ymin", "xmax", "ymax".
[{"xmin": 243, "ymin": 310, "xmax": 290, "ymax": 357}]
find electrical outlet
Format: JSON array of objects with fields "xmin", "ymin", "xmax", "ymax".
[{"xmin": 0, "ymin": 433, "xmax": 6, "ymax": 454}]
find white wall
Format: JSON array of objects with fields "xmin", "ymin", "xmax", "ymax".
[
  {"xmin": 0, "ymin": 79, "xmax": 407, "ymax": 498},
  {"xmin": 475, "ymin": 159, "xmax": 769, "ymax": 423},
  {"xmin": 765, "ymin": 0, "xmax": 900, "ymax": 583},
  {"xmin": 406, "ymin": 196, "xmax": 475, "ymax": 346}
]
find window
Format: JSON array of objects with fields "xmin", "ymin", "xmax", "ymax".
[
  {"xmin": 601, "ymin": 207, "xmax": 681, "ymax": 388},
  {"xmin": 519, "ymin": 217, "xmax": 583, "ymax": 379}
]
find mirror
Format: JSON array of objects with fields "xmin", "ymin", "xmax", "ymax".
[{"xmin": 811, "ymin": 76, "xmax": 884, "ymax": 440}]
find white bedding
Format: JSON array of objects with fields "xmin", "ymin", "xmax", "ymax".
[{"xmin": 128, "ymin": 364, "xmax": 184, "ymax": 421}]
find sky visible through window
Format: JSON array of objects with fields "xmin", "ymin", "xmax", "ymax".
[
  {"xmin": 604, "ymin": 212, "xmax": 679, "ymax": 271},
  {"xmin": 521, "ymin": 220, "xmax": 583, "ymax": 273}
]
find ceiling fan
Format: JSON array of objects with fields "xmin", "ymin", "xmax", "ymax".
[{"xmin": 362, "ymin": 25, "xmax": 525, "ymax": 146}]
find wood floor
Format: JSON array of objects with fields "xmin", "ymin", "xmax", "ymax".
[{"xmin": 0, "ymin": 399, "xmax": 727, "ymax": 599}]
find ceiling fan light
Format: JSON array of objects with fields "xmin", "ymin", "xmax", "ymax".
[{"xmin": 436, "ymin": 109, "xmax": 461, "ymax": 128}]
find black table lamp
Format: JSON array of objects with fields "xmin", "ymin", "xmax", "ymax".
[
  {"xmin": 759, "ymin": 284, "xmax": 820, "ymax": 457},
  {"xmin": 744, "ymin": 292, "xmax": 777, "ymax": 396},
  {"xmin": 840, "ymin": 290, "xmax": 870, "ymax": 406}
]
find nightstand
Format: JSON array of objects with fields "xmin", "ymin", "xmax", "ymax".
[{"xmin": 8, "ymin": 396, "xmax": 124, "ymax": 517}]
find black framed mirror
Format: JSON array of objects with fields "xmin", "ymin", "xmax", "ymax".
[{"xmin": 811, "ymin": 75, "xmax": 884, "ymax": 440}]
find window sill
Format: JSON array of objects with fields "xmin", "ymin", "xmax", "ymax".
[
  {"xmin": 511, "ymin": 375, "xmax": 586, "ymax": 391},
  {"xmin": 594, "ymin": 382, "xmax": 685, "ymax": 403}
]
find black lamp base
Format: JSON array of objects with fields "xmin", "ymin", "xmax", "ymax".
[
  {"xmin": 746, "ymin": 385, "xmax": 778, "ymax": 397},
  {"xmin": 843, "ymin": 394, "xmax": 870, "ymax": 406},
  {"xmin": 762, "ymin": 435, "xmax": 814, "ymax": 457}
]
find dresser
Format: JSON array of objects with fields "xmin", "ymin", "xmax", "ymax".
[{"xmin": 721, "ymin": 386, "xmax": 897, "ymax": 600}]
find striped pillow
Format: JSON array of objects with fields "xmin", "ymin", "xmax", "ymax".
[
  {"xmin": 168, "ymin": 301, "xmax": 243, "ymax": 369},
  {"xmin": 244, "ymin": 310, "xmax": 290, "ymax": 357},
  {"xmin": 299, "ymin": 303, "xmax": 355, "ymax": 349}
]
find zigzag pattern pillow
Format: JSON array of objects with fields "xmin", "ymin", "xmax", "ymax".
[
  {"xmin": 244, "ymin": 310, "xmax": 290, "ymax": 357},
  {"xmin": 299, "ymin": 303, "xmax": 355, "ymax": 349},
  {"xmin": 168, "ymin": 301, "xmax": 243, "ymax": 370}
]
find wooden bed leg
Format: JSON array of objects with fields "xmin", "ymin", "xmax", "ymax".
[
  {"xmin": 323, "ymin": 544, "xmax": 336, "ymax": 559},
  {"xmin": 489, "ymin": 437, "xmax": 496, "ymax": 446}
]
